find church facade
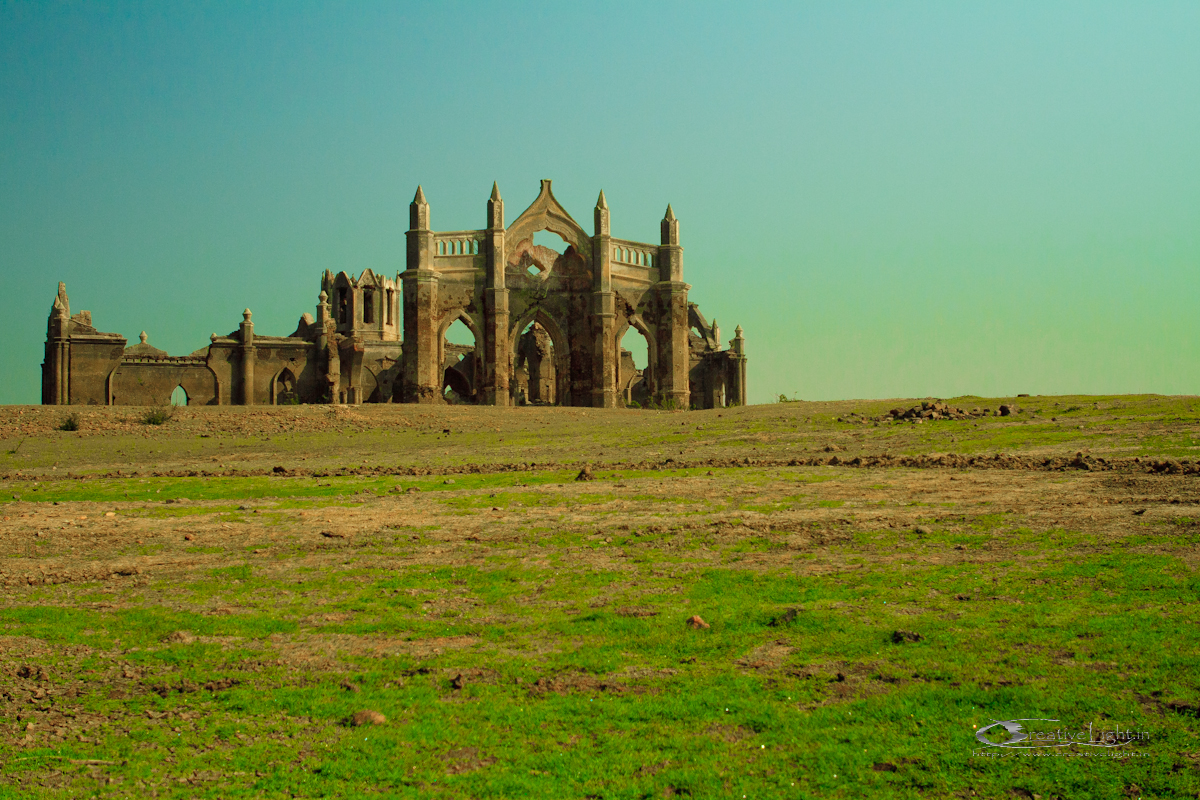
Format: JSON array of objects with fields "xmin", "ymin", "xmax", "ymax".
[{"xmin": 43, "ymin": 181, "xmax": 746, "ymax": 409}]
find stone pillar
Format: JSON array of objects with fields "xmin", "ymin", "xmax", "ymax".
[
  {"xmin": 239, "ymin": 309, "xmax": 255, "ymax": 405},
  {"xmin": 43, "ymin": 282, "xmax": 71, "ymax": 405},
  {"xmin": 483, "ymin": 182, "xmax": 510, "ymax": 406},
  {"xmin": 402, "ymin": 186, "xmax": 439, "ymax": 403},
  {"xmin": 316, "ymin": 290, "xmax": 339, "ymax": 403},
  {"xmin": 729, "ymin": 325, "xmax": 747, "ymax": 406},
  {"xmin": 590, "ymin": 190, "xmax": 618, "ymax": 408},
  {"xmin": 655, "ymin": 205, "xmax": 690, "ymax": 409}
]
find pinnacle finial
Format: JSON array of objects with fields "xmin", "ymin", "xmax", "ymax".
[
  {"xmin": 596, "ymin": 190, "xmax": 608, "ymax": 209},
  {"xmin": 139, "ymin": 331, "xmax": 148, "ymax": 344},
  {"xmin": 243, "ymin": 309, "xmax": 252, "ymax": 322},
  {"xmin": 664, "ymin": 204, "xmax": 676, "ymax": 221},
  {"xmin": 490, "ymin": 181, "xmax": 501, "ymax": 201},
  {"xmin": 413, "ymin": 185, "xmax": 427, "ymax": 205}
]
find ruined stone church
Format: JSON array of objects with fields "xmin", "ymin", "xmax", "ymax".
[{"xmin": 43, "ymin": 181, "xmax": 747, "ymax": 409}]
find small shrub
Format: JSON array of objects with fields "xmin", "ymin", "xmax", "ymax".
[
  {"xmin": 58, "ymin": 413, "xmax": 80, "ymax": 432},
  {"xmin": 142, "ymin": 405, "xmax": 175, "ymax": 426}
]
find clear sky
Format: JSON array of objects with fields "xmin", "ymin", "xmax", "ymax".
[{"xmin": 2, "ymin": 1, "xmax": 1197, "ymax": 405}]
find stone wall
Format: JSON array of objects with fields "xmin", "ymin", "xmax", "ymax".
[{"xmin": 42, "ymin": 181, "xmax": 745, "ymax": 409}]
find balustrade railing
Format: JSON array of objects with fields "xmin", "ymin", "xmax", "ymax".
[
  {"xmin": 612, "ymin": 241, "xmax": 656, "ymax": 267},
  {"xmin": 434, "ymin": 235, "xmax": 481, "ymax": 256}
]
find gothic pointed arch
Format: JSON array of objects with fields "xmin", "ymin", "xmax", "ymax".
[
  {"xmin": 509, "ymin": 306, "xmax": 571, "ymax": 405},
  {"xmin": 504, "ymin": 180, "xmax": 591, "ymax": 261}
]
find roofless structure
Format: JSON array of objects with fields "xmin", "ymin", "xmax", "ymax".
[{"xmin": 43, "ymin": 181, "xmax": 746, "ymax": 409}]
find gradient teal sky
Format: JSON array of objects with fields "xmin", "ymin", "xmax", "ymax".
[{"xmin": 2, "ymin": 1, "xmax": 1197, "ymax": 405}]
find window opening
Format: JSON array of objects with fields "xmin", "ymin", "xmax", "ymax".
[
  {"xmin": 618, "ymin": 326, "xmax": 651, "ymax": 407},
  {"xmin": 363, "ymin": 288, "xmax": 375, "ymax": 324}
]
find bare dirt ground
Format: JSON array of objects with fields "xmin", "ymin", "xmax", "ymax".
[{"xmin": 0, "ymin": 395, "xmax": 1197, "ymax": 798}]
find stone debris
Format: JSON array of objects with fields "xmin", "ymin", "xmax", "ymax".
[
  {"xmin": 685, "ymin": 615, "xmax": 711, "ymax": 630},
  {"xmin": 575, "ymin": 465, "xmax": 595, "ymax": 482},
  {"xmin": 882, "ymin": 401, "xmax": 998, "ymax": 423},
  {"xmin": 891, "ymin": 630, "xmax": 924, "ymax": 644}
]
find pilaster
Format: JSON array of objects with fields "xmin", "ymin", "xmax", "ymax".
[
  {"xmin": 402, "ymin": 186, "xmax": 440, "ymax": 403},
  {"xmin": 484, "ymin": 183, "xmax": 510, "ymax": 405},
  {"xmin": 590, "ymin": 190, "xmax": 617, "ymax": 408},
  {"xmin": 655, "ymin": 205, "xmax": 689, "ymax": 408}
]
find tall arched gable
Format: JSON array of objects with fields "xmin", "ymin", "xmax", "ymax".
[{"xmin": 504, "ymin": 180, "xmax": 591, "ymax": 261}]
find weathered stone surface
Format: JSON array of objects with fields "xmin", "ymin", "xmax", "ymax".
[{"xmin": 43, "ymin": 181, "xmax": 746, "ymax": 410}]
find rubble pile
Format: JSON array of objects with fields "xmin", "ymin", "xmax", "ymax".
[{"xmin": 839, "ymin": 400, "xmax": 1023, "ymax": 424}]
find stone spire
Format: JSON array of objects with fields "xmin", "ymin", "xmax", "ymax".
[
  {"xmin": 594, "ymin": 189, "xmax": 610, "ymax": 236},
  {"xmin": 487, "ymin": 181, "xmax": 504, "ymax": 229},
  {"xmin": 410, "ymin": 185, "xmax": 430, "ymax": 231},
  {"xmin": 660, "ymin": 204, "xmax": 679, "ymax": 246}
]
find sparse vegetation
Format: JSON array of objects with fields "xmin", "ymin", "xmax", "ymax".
[
  {"xmin": 0, "ymin": 395, "xmax": 1197, "ymax": 797},
  {"xmin": 57, "ymin": 413, "xmax": 79, "ymax": 432},
  {"xmin": 140, "ymin": 404, "xmax": 175, "ymax": 425}
]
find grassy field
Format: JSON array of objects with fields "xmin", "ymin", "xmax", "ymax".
[{"xmin": 0, "ymin": 396, "xmax": 1198, "ymax": 798}]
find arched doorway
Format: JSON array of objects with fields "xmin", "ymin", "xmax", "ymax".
[
  {"xmin": 441, "ymin": 315, "xmax": 479, "ymax": 403},
  {"xmin": 170, "ymin": 385, "xmax": 189, "ymax": 406},
  {"xmin": 617, "ymin": 321, "xmax": 654, "ymax": 407},
  {"xmin": 274, "ymin": 368, "xmax": 297, "ymax": 405},
  {"xmin": 514, "ymin": 320, "xmax": 556, "ymax": 405},
  {"xmin": 510, "ymin": 310, "xmax": 570, "ymax": 406}
]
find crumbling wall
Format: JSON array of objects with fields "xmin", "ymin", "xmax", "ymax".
[{"xmin": 44, "ymin": 180, "xmax": 744, "ymax": 408}]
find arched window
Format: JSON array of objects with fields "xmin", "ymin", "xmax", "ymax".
[
  {"xmin": 362, "ymin": 287, "xmax": 375, "ymax": 324},
  {"xmin": 170, "ymin": 385, "xmax": 188, "ymax": 406}
]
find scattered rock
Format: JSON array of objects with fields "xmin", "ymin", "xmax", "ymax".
[
  {"xmin": 872, "ymin": 762, "xmax": 898, "ymax": 772},
  {"xmin": 406, "ymin": 487, "xmax": 421, "ymax": 494},
  {"xmin": 913, "ymin": 526, "xmax": 932, "ymax": 536},
  {"xmin": 443, "ymin": 478, "xmax": 455, "ymax": 485},
  {"xmin": 340, "ymin": 680, "xmax": 361, "ymax": 693},
  {"xmin": 891, "ymin": 630, "xmax": 923, "ymax": 644},
  {"xmin": 881, "ymin": 401, "xmax": 988, "ymax": 423},
  {"xmin": 685, "ymin": 615, "xmax": 710, "ymax": 630},
  {"xmin": 575, "ymin": 465, "xmax": 595, "ymax": 482},
  {"xmin": 616, "ymin": 607, "xmax": 658, "ymax": 618},
  {"xmin": 163, "ymin": 631, "xmax": 196, "ymax": 644},
  {"xmin": 349, "ymin": 709, "xmax": 386, "ymax": 727},
  {"xmin": 451, "ymin": 673, "xmax": 466, "ymax": 690},
  {"xmin": 16, "ymin": 664, "xmax": 49, "ymax": 681},
  {"xmin": 320, "ymin": 530, "xmax": 347, "ymax": 539},
  {"xmin": 999, "ymin": 404, "xmax": 1015, "ymax": 417},
  {"xmin": 769, "ymin": 608, "xmax": 802, "ymax": 627}
]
